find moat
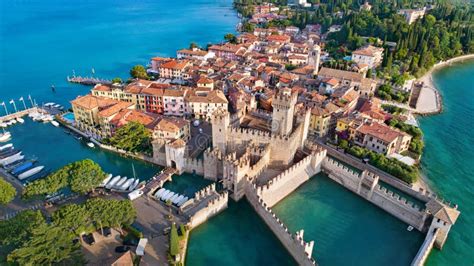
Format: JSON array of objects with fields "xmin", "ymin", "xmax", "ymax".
[{"xmin": 1, "ymin": 0, "xmax": 473, "ymax": 265}]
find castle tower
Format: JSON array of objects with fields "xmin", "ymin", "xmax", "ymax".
[
  {"xmin": 211, "ymin": 108, "xmax": 229, "ymax": 155},
  {"xmin": 271, "ymin": 89, "xmax": 297, "ymax": 137},
  {"xmin": 307, "ymin": 40, "xmax": 321, "ymax": 74}
]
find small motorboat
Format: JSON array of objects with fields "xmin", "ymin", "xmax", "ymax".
[
  {"xmin": 113, "ymin": 176, "xmax": 128, "ymax": 189},
  {"xmin": 154, "ymin": 188, "xmax": 166, "ymax": 198},
  {"xmin": 169, "ymin": 194, "xmax": 179, "ymax": 203},
  {"xmin": 100, "ymin": 174, "xmax": 113, "ymax": 187},
  {"xmin": 11, "ymin": 161, "xmax": 35, "ymax": 176},
  {"xmin": 0, "ymin": 143, "xmax": 13, "ymax": 151},
  {"xmin": 0, "ymin": 123, "xmax": 7, "ymax": 128},
  {"xmin": 407, "ymin": 226, "xmax": 414, "ymax": 232},
  {"xmin": 0, "ymin": 132, "xmax": 11, "ymax": 142},
  {"xmin": 16, "ymin": 117, "xmax": 24, "ymax": 123},
  {"xmin": 177, "ymin": 197, "xmax": 189, "ymax": 207},
  {"xmin": 51, "ymin": 120, "xmax": 60, "ymax": 127},
  {"xmin": 174, "ymin": 195, "xmax": 184, "ymax": 205},
  {"xmin": 160, "ymin": 190, "xmax": 171, "ymax": 200},
  {"xmin": 129, "ymin": 179, "xmax": 140, "ymax": 191},
  {"xmin": 87, "ymin": 142, "xmax": 95, "ymax": 148},
  {"xmin": 10, "ymin": 119, "xmax": 17, "ymax": 124},
  {"xmin": 53, "ymin": 104, "xmax": 61, "ymax": 108},
  {"xmin": 163, "ymin": 192, "xmax": 175, "ymax": 201},
  {"xmin": 0, "ymin": 148, "xmax": 19, "ymax": 159},
  {"xmin": 120, "ymin": 178, "xmax": 134, "ymax": 191},
  {"xmin": 18, "ymin": 166, "xmax": 45, "ymax": 180},
  {"xmin": 106, "ymin": 175, "xmax": 121, "ymax": 189},
  {"xmin": 0, "ymin": 153, "xmax": 24, "ymax": 166}
]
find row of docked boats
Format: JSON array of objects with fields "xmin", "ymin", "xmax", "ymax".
[
  {"xmin": 0, "ymin": 117, "xmax": 25, "ymax": 128},
  {"xmin": 0, "ymin": 143, "xmax": 48, "ymax": 182},
  {"xmin": 154, "ymin": 188, "xmax": 189, "ymax": 207},
  {"xmin": 101, "ymin": 174, "xmax": 140, "ymax": 192},
  {"xmin": 28, "ymin": 112, "xmax": 59, "ymax": 126},
  {"xmin": 44, "ymin": 102, "xmax": 64, "ymax": 110}
]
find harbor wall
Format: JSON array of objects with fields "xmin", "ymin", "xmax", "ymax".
[
  {"xmin": 257, "ymin": 150, "xmax": 325, "ymax": 207},
  {"xmin": 322, "ymin": 157, "xmax": 428, "ymax": 231},
  {"xmin": 412, "ymin": 228, "xmax": 439, "ymax": 266},
  {"xmin": 187, "ymin": 192, "xmax": 228, "ymax": 228},
  {"xmin": 246, "ymin": 185, "xmax": 316, "ymax": 266}
]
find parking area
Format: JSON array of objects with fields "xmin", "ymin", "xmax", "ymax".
[{"xmin": 81, "ymin": 228, "xmax": 127, "ymax": 265}]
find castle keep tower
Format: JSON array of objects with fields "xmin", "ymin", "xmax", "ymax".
[
  {"xmin": 307, "ymin": 40, "xmax": 321, "ymax": 74},
  {"xmin": 211, "ymin": 108, "xmax": 229, "ymax": 155},
  {"xmin": 271, "ymin": 89, "xmax": 297, "ymax": 136}
]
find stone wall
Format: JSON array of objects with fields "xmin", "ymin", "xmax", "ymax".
[
  {"xmin": 322, "ymin": 156, "xmax": 428, "ymax": 231},
  {"xmin": 184, "ymin": 157, "xmax": 204, "ymax": 176},
  {"xmin": 412, "ymin": 228, "xmax": 438, "ymax": 266},
  {"xmin": 185, "ymin": 184, "xmax": 229, "ymax": 228},
  {"xmin": 257, "ymin": 151, "xmax": 324, "ymax": 207},
  {"xmin": 246, "ymin": 185, "xmax": 316, "ymax": 266},
  {"xmin": 247, "ymin": 144, "xmax": 271, "ymax": 179}
]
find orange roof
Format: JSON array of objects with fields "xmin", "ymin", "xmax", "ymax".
[
  {"xmin": 160, "ymin": 60, "xmax": 189, "ymax": 70},
  {"xmin": 93, "ymin": 84, "xmax": 112, "ymax": 92},
  {"xmin": 358, "ymin": 123, "xmax": 408, "ymax": 143},
  {"xmin": 71, "ymin": 95, "xmax": 118, "ymax": 110},
  {"xmin": 98, "ymin": 101, "xmax": 134, "ymax": 118},
  {"xmin": 267, "ymin": 34, "xmax": 291, "ymax": 43},
  {"xmin": 111, "ymin": 109, "xmax": 158, "ymax": 128},
  {"xmin": 154, "ymin": 117, "xmax": 189, "ymax": 133}
]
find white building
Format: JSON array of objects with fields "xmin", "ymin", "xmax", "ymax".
[{"xmin": 351, "ymin": 45, "xmax": 384, "ymax": 69}]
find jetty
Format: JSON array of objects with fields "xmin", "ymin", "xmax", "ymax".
[
  {"xmin": 67, "ymin": 76, "xmax": 112, "ymax": 86},
  {"xmin": 0, "ymin": 107, "xmax": 42, "ymax": 123}
]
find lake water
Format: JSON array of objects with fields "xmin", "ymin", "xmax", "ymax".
[{"xmin": 1, "ymin": 0, "xmax": 472, "ymax": 265}]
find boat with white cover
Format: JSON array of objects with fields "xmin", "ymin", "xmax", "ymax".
[
  {"xmin": 163, "ymin": 192, "xmax": 175, "ymax": 201},
  {"xmin": 106, "ymin": 175, "xmax": 121, "ymax": 189},
  {"xmin": 169, "ymin": 194, "xmax": 179, "ymax": 203},
  {"xmin": 120, "ymin": 178, "xmax": 134, "ymax": 191},
  {"xmin": 0, "ymin": 143, "xmax": 13, "ymax": 151},
  {"xmin": 174, "ymin": 195, "xmax": 184, "ymax": 205},
  {"xmin": 51, "ymin": 121, "xmax": 60, "ymax": 127},
  {"xmin": 100, "ymin": 174, "xmax": 113, "ymax": 187},
  {"xmin": 160, "ymin": 190, "xmax": 171, "ymax": 200},
  {"xmin": 114, "ymin": 176, "xmax": 128, "ymax": 189},
  {"xmin": 18, "ymin": 166, "xmax": 44, "ymax": 180},
  {"xmin": 177, "ymin": 197, "xmax": 189, "ymax": 207},
  {"xmin": 154, "ymin": 188, "xmax": 166, "ymax": 198},
  {"xmin": 129, "ymin": 179, "xmax": 139, "ymax": 191}
]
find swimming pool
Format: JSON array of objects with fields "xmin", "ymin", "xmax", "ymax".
[{"xmin": 62, "ymin": 112, "xmax": 75, "ymax": 123}]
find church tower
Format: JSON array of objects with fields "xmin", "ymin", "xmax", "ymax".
[
  {"xmin": 307, "ymin": 40, "xmax": 321, "ymax": 74},
  {"xmin": 211, "ymin": 108, "xmax": 229, "ymax": 155},
  {"xmin": 271, "ymin": 89, "xmax": 297, "ymax": 137}
]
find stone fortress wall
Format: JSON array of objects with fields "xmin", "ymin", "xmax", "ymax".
[
  {"xmin": 245, "ymin": 184, "xmax": 316, "ymax": 266},
  {"xmin": 257, "ymin": 149, "xmax": 326, "ymax": 207},
  {"xmin": 322, "ymin": 156, "xmax": 428, "ymax": 231}
]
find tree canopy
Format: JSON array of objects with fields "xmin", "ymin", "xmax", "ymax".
[
  {"xmin": 105, "ymin": 121, "xmax": 152, "ymax": 154},
  {"xmin": 0, "ymin": 178, "xmax": 16, "ymax": 205},
  {"xmin": 130, "ymin": 65, "xmax": 149, "ymax": 80},
  {"xmin": 23, "ymin": 159, "xmax": 106, "ymax": 197}
]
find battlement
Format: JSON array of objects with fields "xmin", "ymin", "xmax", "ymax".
[
  {"xmin": 272, "ymin": 90, "xmax": 298, "ymax": 108},
  {"xmin": 228, "ymin": 126, "xmax": 272, "ymax": 140},
  {"xmin": 322, "ymin": 157, "xmax": 361, "ymax": 180},
  {"xmin": 375, "ymin": 185, "xmax": 424, "ymax": 212},
  {"xmin": 246, "ymin": 185, "xmax": 316, "ymax": 265},
  {"xmin": 261, "ymin": 154, "xmax": 314, "ymax": 190},
  {"xmin": 211, "ymin": 108, "xmax": 229, "ymax": 122}
]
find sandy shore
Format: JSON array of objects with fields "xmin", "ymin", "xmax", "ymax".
[{"xmin": 416, "ymin": 54, "xmax": 474, "ymax": 114}]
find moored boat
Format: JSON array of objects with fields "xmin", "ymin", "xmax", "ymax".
[
  {"xmin": 1, "ymin": 154, "xmax": 24, "ymax": 166},
  {"xmin": 0, "ymin": 132, "xmax": 11, "ymax": 142},
  {"xmin": 51, "ymin": 120, "xmax": 60, "ymax": 127},
  {"xmin": 87, "ymin": 142, "xmax": 95, "ymax": 148},
  {"xmin": 129, "ymin": 179, "xmax": 140, "ymax": 191},
  {"xmin": 105, "ymin": 175, "xmax": 121, "ymax": 189},
  {"xmin": 18, "ymin": 166, "xmax": 45, "ymax": 180},
  {"xmin": 100, "ymin": 174, "xmax": 113, "ymax": 187},
  {"xmin": 0, "ymin": 143, "xmax": 13, "ymax": 151},
  {"xmin": 16, "ymin": 117, "xmax": 24, "ymax": 123},
  {"xmin": 177, "ymin": 197, "xmax": 189, "ymax": 207},
  {"xmin": 163, "ymin": 192, "xmax": 175, "ymax": 201},
  {"xmin": 160, "ymin": 190, "xmax": 171, "ymax": 200},
  {"xmin": 169, "ymin": 194, "xmax": 179, "ymax": 203},
  {"xmin": 154, "ymin": 188, "xmax": 166, "ymax": 198},
  {"xmin": 11, "ymin": 161, "xmax": 35, "ymax": 176},
  {"xmin": 120, "ymin": 178, "xmax": 134, "ymax": 191},
  {"xmin": 114, "ymin": 176, "xmax": 128, "ymax": 189}
]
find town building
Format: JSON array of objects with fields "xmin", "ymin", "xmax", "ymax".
[
  {"xmin": 354, "ymin": 122, "xmax": 412, "ymax": 155},
  {"xmin": 398, "ymin": 7, "xmax": 427, "ymax": 25},
  {"xmin": 351, "ymin": 45, "xmax": 384, "ymax": 69}
]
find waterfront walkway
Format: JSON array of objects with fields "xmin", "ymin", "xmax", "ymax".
[{"xmin": 0, "ymin": 107, "xmax": 39, "ymax": 123}]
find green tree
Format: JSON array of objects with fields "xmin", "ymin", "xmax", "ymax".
[
  {"xmin": 52, "ymin": 204, "xmax": 90, "ymax": 236},
  {"xmin": 169, "ymin": 223, "xmax": 179, "ymax": 257},
  {"xmin": 224, "ymin": 33, "xmax": 237, "ymax": 44},
  {"xmin": 0, "ymin": 210, "xmax": 45, "ymax": 256},
  {"xmin": 111, "ymin": 77, "xmax": 123, "ymax": 84},
  {"xmin": 69, "ymin": 159, "xmax": 106, "ymax": 194},
  {"xmin": 7, "ymin": 223, "xmax": 82, "ymax": 265},
  {"xmin": 130, "ymin": 65, "xmax": 149, "ymax": 80},
  {"xmin": 0, "ymin": 178, "xmax": 16, "ymax": 205},
  {"xmin": 189, "ymin": 42, "xmax": 199, "ymax": 49},
  {"xmin": 106, "ymin": 121, "xmax": 152, "ymax": 154}
]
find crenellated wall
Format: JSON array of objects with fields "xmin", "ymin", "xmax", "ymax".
[
  {"xmin": 187, "ymin": 192, "xmax": 228, "ymax": 228},
  {"xmin": 257, "ymin": 150, "xmax": 326, "ymax": 207},
  {"xmin": 246, "ymin": 185, "xmax": 316, "ymax": 266},
  {"xmin": 322, "ymin": 156, "xmax": 428, "ymax": 231},
  {"xmin": 184, "ymin": 157, "xmax": 204, "ymax": 176}
]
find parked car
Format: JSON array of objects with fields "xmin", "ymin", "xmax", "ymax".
[
  {"xmin": 115, "ymin": 246, "xmax": 131, "ymax": 253},
  {"xmin": 101, "ymin": 227, "xmax": 111, "ymax": 237},
  {"xmin": 123, "ymin": 237, "xmax": 139, "ymax": 246},
  {"xmin": 82, "ymin": 233, "xmax": 95, "ymax": 245}
]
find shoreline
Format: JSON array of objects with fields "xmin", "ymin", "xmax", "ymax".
[{"xmin": 416, "ymin": 54, "xmax": 474, "ymax": 115}]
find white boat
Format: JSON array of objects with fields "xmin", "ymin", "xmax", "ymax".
[
  {"xmin": 0, "ymin": 132, "xmax": 11, "ymax": 142},
  {"xmin": 154, "ymin": 188, "xmax": 166, "ymax": 198},
  {"xmin": 18, "ymin": 166, "xmax": 44, "ymax": 180},
  {"xmin": 100, "ymin": 174, "xmax": 113, "ymax": 187},
  {"xmin": 160, "ymin": 190, "xmax": 171, "ymax": 200},
  {"xmin": 174, "ymin": 195, "xmax": 184, "ymax": 205},
  {"xmin": 114, "ymin": 176, "xmax": 128, "ymax": 189},
  {"xmin": 16, "ymin": 117, "xmax": 24, "ymax": 123},
  {"xmin": 10, "ymin": 119, "xmax": 17, "ymax": 124},
  {"xmin": 120, "ymin": 178, "xmax": 134, "ymax": 191},
  {"xmin": 407, "ymin": 226, "xmax": 414, "ymax": 232},
  {"xmin": 0, "ymin": 143, "xmax": 13, "ymax": 151},
  {"xmin": 51, "ymin": 121, "xmax": 60, "ymax": 127},
  {"xmin": 53, "ymin": 104, "xmax": 61, "ymax": 108},
  {"xmin": 0, "ymin": 123, "xmax": 7, "ymax": 128},
  {"xmin": 129, "ymin": 179, "xmax": 139, "ymax": 191},
  {"xmin": 87, "ymin": 142, "xmax": 95, "ymax": 148},
  {"xmin": 169, "ymin": 194, "xmax": 179, "ymax": 203},
  {"xmin": 163, "ymin": 192, "xmax": 175, "ymax": 201},
  {"xmin": 0, "ymin": 153, "xmax": 24, "ymax": 166},
  {"xmin": 106, "ymin": 175, "xmax": 121, "ymax": 189},
  {"xmin": 128, "ymin": 189, "xmax": 143, "ymax": 201},
  {"xmin": 177, "ymin": 197, "xmax": 189, "ymax": 207}
]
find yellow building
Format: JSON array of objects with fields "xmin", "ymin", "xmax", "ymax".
[{"xmin": 309, "ymin": 107, "xmax": 331, "ymax": 137}]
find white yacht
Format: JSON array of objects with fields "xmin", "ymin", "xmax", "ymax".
[
  {"xmin": 0, "ymin": 143, "xmax": 13, "ymax": 151},
  {"xmin": 18, "ymin": 166, "xmax": 44, "ymax": 180}
]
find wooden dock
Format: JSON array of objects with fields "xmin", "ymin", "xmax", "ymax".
[{"xmin": 67, "ymin": 76, "xmax": 112, "ymax": 86}]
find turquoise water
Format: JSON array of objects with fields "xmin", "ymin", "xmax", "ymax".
[
  {"xmin": 186, "ymin": 200, "xmax": 295, "ymax": 266},
  {"xmin": 421, "ymin": 60, "xmax": 474, "ymax": 266},
  {"xmin": 273, "ymin": 173, "xmax": 425, "ymax": 265},
  {"xmin": 0, "ymin": 0, "xmax": 238, "ymax": 109}
]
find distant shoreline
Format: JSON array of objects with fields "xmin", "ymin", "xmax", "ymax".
[{"xmin": 416, "ymin": 54, "xmax": 474, "ymax": 114}]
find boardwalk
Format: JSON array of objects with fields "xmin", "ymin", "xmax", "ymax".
[
  {"xmin": 67, "ymin": 76, "xmax": 112, "ymax": 86},
  {"xmin": 143, "ymin": 168, "xmax": 177, "ymax": 197},
  {"xmin": 0, "ymin": 107, "xmax": 40, "ymax": 123}
]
